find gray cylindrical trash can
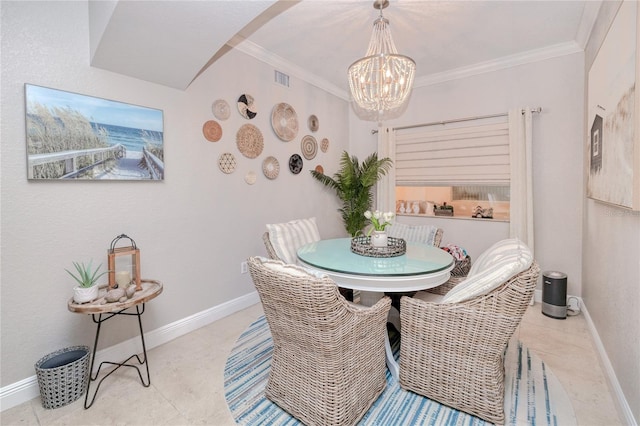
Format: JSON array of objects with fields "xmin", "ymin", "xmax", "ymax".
[
  {"xmin": 35, "ymin": 345, "xmax": 90, "ymax": 409},
  {"xmin": 542, "ymin": 271, "xmax": 567, "ymax": 319}
]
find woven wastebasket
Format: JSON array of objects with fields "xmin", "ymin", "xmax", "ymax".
[{"xmin": 34, "ymin": 345, "xmax": 90, "ymax": 409}]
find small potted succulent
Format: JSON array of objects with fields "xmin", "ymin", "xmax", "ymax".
[{"xmin": 66, "ymin": 260, "xmax": 108, "ymax": 304}]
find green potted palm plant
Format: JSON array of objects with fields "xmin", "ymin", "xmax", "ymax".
[
  {"xmin": 310, "ymin": 151, "xmax": 392, "ymax": 236},
  {"xmin": 66, "ymin": 260, "xmax": 108, "ymax": 304}
]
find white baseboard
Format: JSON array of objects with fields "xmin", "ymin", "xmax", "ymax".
[
  {"xmin": 0, "ymin": 291, "xmax": 260, "ymax": 412},
  {"xmin": 581, "ymin": 301, "xmax": 638, "ymax": 426},
  {"xmin": 529, "ymin": 290, "xmax": 635, "ymax": 424}
]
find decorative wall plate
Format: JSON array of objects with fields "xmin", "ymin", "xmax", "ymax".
[
  {"xmin": 271, "ymin": 103, "xmax": 298, "ymax": 142},
  {"xmin": 301, "ymin": 135, "xmax": 318, "ymax": 160},
  {"xmin": 308, "ymin": 115, "xmax": 319, "ymax": 132},
  {"xmin": 262, "ymin": 156, "xmax": 280, "ymax": 180},
  {"xmin": 236, "ymin": 124, "xmax": 264, "ymax": 158},
  {"xmin": 288, "ymin": 154, "xmax": 303, "ymax": 175},
  {"xmin": 245, "ymin": 171, "xmax": 257, "ymax": 185},
  {"xmin": 314, "ymin": 164, "xmax": 324, "ymax": 174},
  {"xmin": 203, "ymin": 120, "xmax": 222, "ymax": 142},
  {"xmin": 212, "ymin": 99, "xmax": 230, "ymax": 120},
  {"xmin": 321, "ymin": 138, "xmax": 329, "ymax": 153},
  {"xmin": 218, "ymin": 153, "xmax": 236, "ymax": 174},
  {"xmin": 237, "ymin": 94, "xmax": 257, "ymax": 119}
]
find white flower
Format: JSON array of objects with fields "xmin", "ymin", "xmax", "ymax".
[{"xmin": 365, "ymin": 209, "xmax": 395, "ymax": 233}]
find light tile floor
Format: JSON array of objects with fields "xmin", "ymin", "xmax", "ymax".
[{"xmin": 1, "ymin": 303, "xmax": 624, "ymax": 425}]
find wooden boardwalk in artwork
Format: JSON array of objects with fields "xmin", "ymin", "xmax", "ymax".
[{"xmin": 28, "ymin": 144, "xmax": 164, "ymax": 180}]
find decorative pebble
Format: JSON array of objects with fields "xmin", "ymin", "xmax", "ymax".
[{"xmin": 105, "ymin": 288, "xmax": 125, "ymax": 303}]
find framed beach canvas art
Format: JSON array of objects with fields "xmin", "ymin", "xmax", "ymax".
[
  {"xmin": 587, "ymin": 0, "xmax": 640, "ymax": 210},
  {"xmin": 25, "ymin": 84, "xmax": 164, "ymax": 180}
]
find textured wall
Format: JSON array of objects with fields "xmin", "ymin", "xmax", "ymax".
[
  {"xmin": 1, "ymin": 1, "xmax": 348, "ymax": 386},
  {"xmin": 583, "ymin": 1, "xmax": 640, "ymax": 423}
]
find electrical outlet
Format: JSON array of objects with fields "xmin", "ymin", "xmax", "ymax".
[{"xmin": 240, "ymin": 261, "xmax": 248, "ymax": 274}]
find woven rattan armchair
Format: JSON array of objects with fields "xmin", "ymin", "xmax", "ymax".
[
  {"xmin": 248, "ymin": 256, "xmax": 391, "ymax": 426},
  {"xmin": 399, "ymin": 261, "xmax": 540, "ymax": 424},
  {"xmin": 263, "ymin": 231, "xmax": 353, "ymax": 301}
]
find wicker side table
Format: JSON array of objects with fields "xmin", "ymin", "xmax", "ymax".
[{"xmin": 67, "ymin": 279, "xmax": 162, "ymax": 409}]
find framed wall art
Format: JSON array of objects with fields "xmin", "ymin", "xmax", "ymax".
[
  {"xmin": 587, "ymin": 0, "xmax": 640, "ymax": 210},
  {"xmin": 25, "ymin": 84, "xmax": 164, "ymax": 180}
]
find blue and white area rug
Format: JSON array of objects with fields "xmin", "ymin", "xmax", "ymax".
[{"xmin": 224, "ymin": 316, "xmax": 576, "ymax": 425}]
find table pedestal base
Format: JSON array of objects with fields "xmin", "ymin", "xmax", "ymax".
[
  {"xmin": 84, "ymin": 304, "xmax": 150, "ymax": 409},
  {"xmin": 360, "ymin": 291, "xmax": 401, "ymax": 380}
]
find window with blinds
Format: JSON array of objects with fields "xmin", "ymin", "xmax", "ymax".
[
  {"xmin": 393, "ymin": 119, "xmax": 511, "ymax": 220},
  {"xmin": 395, "ymin": 121, "xmax": 510, "ymax": 186}
]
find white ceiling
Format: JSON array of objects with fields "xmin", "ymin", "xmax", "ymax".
[{"xmin": 89, "ymin": 0, "xmax": 601, "ymax": 98}]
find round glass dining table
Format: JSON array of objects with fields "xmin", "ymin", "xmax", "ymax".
[
  {"xmin": 297, "ymin": 238, "xmax": 454, "ymax": 292},
  {"xmin": 297, "ymin": 237, "xmax": 454, "ymax": 380}
]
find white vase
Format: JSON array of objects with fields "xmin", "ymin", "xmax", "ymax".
[
  {"xmin": 73, "ymin": 285, "xmax": 99, "ymax": 304},
  {"xmin": 371, "ymin": 230, "xmax": 388, "ymax": 247}
]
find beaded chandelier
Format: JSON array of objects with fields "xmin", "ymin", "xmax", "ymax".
[{"xmin": 348, "ymin": 0, "xmax": 416, "ymax": 121}]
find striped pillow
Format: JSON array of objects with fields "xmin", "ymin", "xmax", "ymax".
[
  {"xmin": 387, "ymin": 223, "xmax": 439, "ymax": 246},
  {"xmin": 441, "ymin": 238, "xmax": 533, "ymax": 304},
  {"xmin": 266, "ymin": 217, "xmax": 321, "ymax": 264}
]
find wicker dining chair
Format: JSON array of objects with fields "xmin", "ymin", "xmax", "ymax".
[
  {"xmin": 263, "ymin": 231, "xmax": 354, "ymax": 301},
  {"xmin": 384, "ymin": 222, "xmax": 444, "ymax": 313},
  {"xmin": 247, "ymin": 256, "xmax": 391, "ymax": 426},
  {"xmin": 399, "ymin": 261, "xmax": 540, "ymax": 424}
]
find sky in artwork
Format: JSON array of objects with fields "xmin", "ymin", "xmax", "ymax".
[{"xmin": 25, "ymin": 84, "xmax": 163, "ymax": 132}]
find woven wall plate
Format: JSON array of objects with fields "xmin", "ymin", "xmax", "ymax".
[
  {"xmin": 308, "ymin": 114, "xmax": 319, "ymax": 132},
  {"xmin": 218, "ymin": 152, "xmax": 237, "ymax": 174},
  {"xmin": 244, "ymin": 171, "xmax": 257, "ymax": 185},
  {"xmin": 203, "ymin": 120, "xmax": 222, "ymax": 142},
  {"xmin": 237, "ymin": 94, "xmax": 257, "ymax": 119},
  {"xmin": 288, "ymin": 154, "xmax": 303, "ymax": 175},
  {"xmin": 212, "ymin": 99, "xmax": 230, "ymax": 120},
  {"xmin": 320, "ymin": 137, "xmax": 329, "ymax": 153},
  {"xmin": 262, "ymin": 156, "xmax": 280, "ymax": 180},
  {"xmin": 314, "ymin": 164, "xmax": 324, "ymax": 174},
  {"xmin": 301, "ymin": 135, "xmax": 318, "ymax": 160},
  {"xmin": 236, "ymin": 124, "xmax": 264, "ymax": 158},
  {"xmin": 271, "ymin": 103, "xmax": 298, "ymax": 142}
]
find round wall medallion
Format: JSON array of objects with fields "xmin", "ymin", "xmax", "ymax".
[
  {"xmin": 202, "ymin": 120, "xmax": 222, "ymax": 142},
  {"xmin": 288, "ymin": 154, "xmax": 303, "ymax": 175},
  {"xmin": 314, "ymin": 164, "xmax": 324, "ymax": 174},
  {"xmin": 245, "ymin": 171, "xmax": 257, "ymax": 185},
  {"xmin": 237, "ymin": 94, "xmax": 257, "ymax": 119},
  {"xmin": 308, "ymin": 114, "xmax": 319, "ymax": 132},
  {"xmin": 262, "ymin": 156, "xmax": 280, "ymax": 180},
  {"xmin": 301, "ymin": 135, "xmax": 318, "ymax": 160},
  {"xmin": 218, "ymin": 152, "xmax": 237, "ymax": 174},
  {"xmin": 320, "ymin": 137, "xmax": 329, "ymax": 153},
  {"xmin": 236, "ymin": 124, "xmax": 264, "ymax": 158},
  {"xmin": 271, "ymin": 103, "xmax": 298, "ymax": 142},
  {"xmin": 212, "ymin": 99, "xmax": 230, "ymax": 120}
]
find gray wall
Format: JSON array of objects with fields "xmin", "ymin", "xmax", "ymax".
[
  {"xmin": 1, "ymin": 0, "xmax": 347, "ymax": 387},
  {"xmin": 583, "ymin": 1, "xmax": 640, "ymax": 422}
]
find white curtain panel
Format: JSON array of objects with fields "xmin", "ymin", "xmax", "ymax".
[
  {"xmin": 508, "ymin": 108, "xmax": 534, "ymax": 253},
  {"xmin": 376, "ymin": 126, "xmax": 396, "ymax": 213}
]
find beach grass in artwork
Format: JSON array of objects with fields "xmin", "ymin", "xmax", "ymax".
[{"xmin": 25, "ymin": 84, "xmax": 164, "ymax": 180}]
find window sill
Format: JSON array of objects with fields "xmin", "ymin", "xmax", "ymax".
[{"xmin": 397, "ymin": 213, "xmax": 510, "ymax": 223}]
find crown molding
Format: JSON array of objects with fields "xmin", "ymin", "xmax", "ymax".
[
  {"xmin": 230, "ymin": 36, "xmax": 583, "ymax": 100},
  {"xmin": 414, "ymin": 41, "xmax": 583, "ymax": 89},
  {"xmin": 575, "ymin": 0, "xmax": 603, "ymax": 49},
  {"xmin": 230, "ymin": 35, "xmax": 349, "ymax": 100}
]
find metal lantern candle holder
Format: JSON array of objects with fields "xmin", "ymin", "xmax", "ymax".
[{"xmin": 107, "ymin": 234, "xmax": 141, "ymax": 291}]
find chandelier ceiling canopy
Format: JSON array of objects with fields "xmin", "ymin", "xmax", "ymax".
[{"xmin": 348, "ymin": 0, "xmax": 416, "ymax": 122}]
